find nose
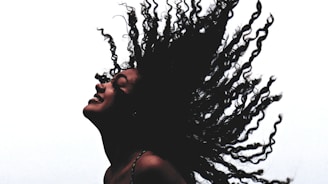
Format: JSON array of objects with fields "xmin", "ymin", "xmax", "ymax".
[{"xmin": 96, "ymin": 83, "xmax": 106, "ymax": 93}]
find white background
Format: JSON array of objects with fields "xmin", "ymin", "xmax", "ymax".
[{"xmin": 0, "ymin": 0, "xmax": 327, "ymax": 183}]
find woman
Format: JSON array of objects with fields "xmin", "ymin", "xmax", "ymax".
[
  {"xmin": 83, "ymin": 68, "xmax": 188, "ymax": 183},
  {"xmin": 83, "ymin": 0, "xmax": 291, "ymax": 183}
]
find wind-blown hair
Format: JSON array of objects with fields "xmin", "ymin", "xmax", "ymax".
[{"xmin": 96, "ymin": 0, "xmax": 290, "ymax": 183}]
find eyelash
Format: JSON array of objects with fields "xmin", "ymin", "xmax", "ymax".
[{"xmin": 111, "ymin": 78, "xmax": 126, "ymax": 94}]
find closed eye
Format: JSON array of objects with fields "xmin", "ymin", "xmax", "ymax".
[{"xmin": 112, "ymin": 74, "xmax": 128, "ymax": 94}]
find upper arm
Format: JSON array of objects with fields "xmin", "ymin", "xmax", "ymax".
[{"xmin": 134, "ymin": 155, "xmax": 187, "ymax": 184}]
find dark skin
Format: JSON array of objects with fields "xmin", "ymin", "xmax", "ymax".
[
  {"xmin": 83, "ymin": 69, "xmax": 187, "ymax": 184},
  {"xmin": 103, "ymin": 150, "xmax": 186, "ymax": 184}
]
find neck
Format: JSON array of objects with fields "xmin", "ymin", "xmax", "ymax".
[
  {"xmin": 99, "ymin": 125, "xmax": 141, "ymax": 169},
  {"xmin": 92, "ymin": 111, "xmax": 143, "ymax": 168}
]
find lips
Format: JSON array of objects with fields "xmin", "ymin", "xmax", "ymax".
[
  {"xmin": 94, "ymin": 94, "xmax": 104, "ymax": 102},
  {"xmin": 88, "ymin": 94, "xmax": 104, "ymax": 104}
]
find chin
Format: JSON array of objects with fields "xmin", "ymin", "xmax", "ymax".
[
  {"xmin": 83, "ymin": 105, "xmax": 109, "ymax": 127},
  {"xmin": 82, "ymin": 109, "xmax": 102, "ymax": 130},
  {"xmin": 82, "ymin": 105, "xmax": 97, "ymax": 122},
  {"xmin": 83, "ymin": 103, "xmax": 100, "ymax": 117}
]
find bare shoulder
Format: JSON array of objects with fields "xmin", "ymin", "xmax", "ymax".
[
  {"xmin": 137, "ymin": 153, "xmax": 169, "ymax": 169},
  {"xmin": 134, "ymin": 152, "xmax": 187, "ymax": 184}
]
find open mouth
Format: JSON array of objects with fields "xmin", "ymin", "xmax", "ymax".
[
  {"xmin": 94, "ymin": 94, "xmax": 104, "ymax": 102},
  {"xmin": 88, "ymin": 94, "xmax": 104, "ymax": 104}
]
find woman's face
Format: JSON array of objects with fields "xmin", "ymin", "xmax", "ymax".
[{"xmin": 83, "ymin": 68, "xmax": 140, "ymax": 122}]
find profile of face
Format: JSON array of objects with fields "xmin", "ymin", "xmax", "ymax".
[{"xmin": 83, "ymin": 68, "xmax": 140, "ymax": 125}]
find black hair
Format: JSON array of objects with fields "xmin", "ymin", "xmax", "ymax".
[{"xmin": 96, "ymin": 0, "xmax": 291, "ymax": 183}]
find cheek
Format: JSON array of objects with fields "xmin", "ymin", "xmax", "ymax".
[{"xmin": 100, "ymin": 96, "xmax": 115, "ymax": 111}]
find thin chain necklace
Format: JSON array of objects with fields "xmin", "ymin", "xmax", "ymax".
[{"xmin": 130, "ymin": 150, "xmax": 147, "ymax": 184}]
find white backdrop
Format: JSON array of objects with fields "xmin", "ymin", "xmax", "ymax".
[{"xmin": 0, "ymin": 0, "xmax": 327, "ymax": 183}]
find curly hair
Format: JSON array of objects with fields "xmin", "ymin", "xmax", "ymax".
[{"xmin": 96, "ymin": 0, "xmax": 291, "ymax": 183}]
